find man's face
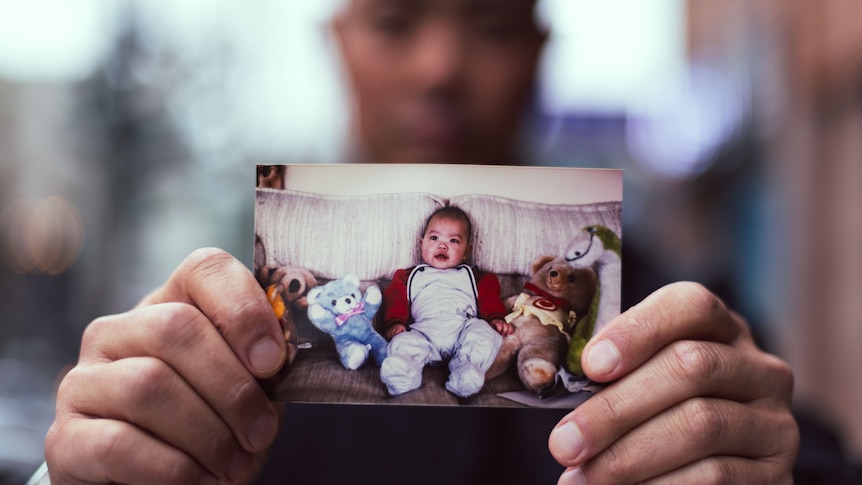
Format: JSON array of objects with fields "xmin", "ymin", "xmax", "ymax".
[
  {"xmin": 420, "ymin": 215, "xmax": 471, "ymax": 269},
  {"xmin": 334, "ymin": 0, "xmax": 545, "ymax": 165}
]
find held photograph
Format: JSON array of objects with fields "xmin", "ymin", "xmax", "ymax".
[{"xmin": 254, "ymin": 164, "xmax": 622, "ymax": 408}]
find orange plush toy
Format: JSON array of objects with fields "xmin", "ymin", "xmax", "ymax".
[{"xmin": 258, "ymin": 264, "xmax": 319, "ymax": 366}]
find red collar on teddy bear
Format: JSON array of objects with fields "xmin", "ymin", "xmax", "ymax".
[{"xmin": 522, "ymin": 282, "xmax": 572, "ymax": 313}]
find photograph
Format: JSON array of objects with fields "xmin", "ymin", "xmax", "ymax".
[{"xmin": 254, "ymin": 164, "xmax": 622, "ymax": 408}]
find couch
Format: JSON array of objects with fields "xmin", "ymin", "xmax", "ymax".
[{"xmin": 254, "ymin": 185, "xmax": 622, "ymax": 407}]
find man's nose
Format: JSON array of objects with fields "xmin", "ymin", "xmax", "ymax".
[{"xmin": 411, "ymin": 24, "xmax": 464, "ymax": 90}]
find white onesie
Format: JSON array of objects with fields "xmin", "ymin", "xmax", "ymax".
[{"xmin": 380, "ymin": 264, "xmax": 503, "ymax": 398}]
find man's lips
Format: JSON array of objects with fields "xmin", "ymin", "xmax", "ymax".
[
  {"xmin": 415, "ymin": 120, "xmax": 460, "ymax": 144},
  {"xmin": 405, "ymin": 108, "xmax": 466, "ymax": 150}
]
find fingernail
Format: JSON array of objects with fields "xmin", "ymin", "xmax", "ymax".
[
  {"xmin": 558, "ymin": 467, "xmax": 587, "ymax": 485},
  {"xmin": 587, "ymin": 339, "xmax": 620, "ymax": 376},
  {"xmin": 249, "ymin": 336, "xmax": 284, "ymax": 375},
  {"xmin": 247, "ymin": 407, "xmax": 278, "ymax": 450},
  {"xmin": 226, "ymin": 451, "xmax": 250, "ymax": 482},
  {"xmin": 550, "ymin": 421, "xmax": 584, "ymax": 462}
]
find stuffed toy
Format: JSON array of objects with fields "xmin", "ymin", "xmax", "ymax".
[
  {"xmin": 564, "ymin": 225, "xmax": 622, "ymax": 376},
  {"xmin": 258, "ymin": 264, "xmax": 319, "ymax": 366},
  {"xmin": 307, "ymin": 275, "xmax": 388, "ymax": 370},
  {"xmin": 487, "ymin": 255, "xmax": 597, "ymax": 394}
]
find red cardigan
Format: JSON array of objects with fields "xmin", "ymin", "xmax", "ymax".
[{"xmin": 380, "ymin": 265, "xmax": 507, "ymax": 333}]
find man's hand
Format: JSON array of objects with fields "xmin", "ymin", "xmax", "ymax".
[
  {"xmin": 45, "ymin": 248, "xmax": 286, "ymax": 485},
  {"xmin": 549, "ymin": 282, "xmax": 798, "ymax": 484}
]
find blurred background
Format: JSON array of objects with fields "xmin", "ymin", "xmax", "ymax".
[{"xmin": 1, "ymin": 0, "xmax": 860, "ymax": 482}]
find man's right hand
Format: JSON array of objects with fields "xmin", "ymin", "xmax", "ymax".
[{"xmin": 45, "ymin": 248, "xmax": 286, "ymax": 485}]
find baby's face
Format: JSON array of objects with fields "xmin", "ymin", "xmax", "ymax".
[{"xmin": 420, "ymin": 215, "xmax": 471, "ymax": 270}]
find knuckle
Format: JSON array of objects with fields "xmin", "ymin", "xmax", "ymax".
[
  {"xmin": 123, "ymin": 358, "xmax": 174, "ymax": 406},
  {"xmin": 150, "ymin": 302, "xmax": 209, "ymax": 350},
  {"xmin": 202, "ymin": 424, "xmax": 241, "ymax": 462},
  {"xmin": 675, "ymin": 281, "xmax": 725, "ymax": 318},
  {"xmin": 222, "ymin": 375, "xmax": 265, "ymax": 416},
  {"xmin": 697, "ymin": 459, "xmax": 738, "ymax": 485},
  {"xmin": 44, "ymin": 420, "xmax": 67, "ymax": 464},
  {"xmin": 614, "ymin": 310, "xmax": 644, "ymax": 339},
  {"xmin": 680, "ymin": 398, "xmax": 727, "ymax": 445},
  {"xmin": 81, "ymin": 315, "xmax": 116, "ymax": 353},
  {"xmin": 182, "ymin": 247, "xmax": 234, "ymax": 274},
  {"xmin": 667, "ymin": 340, "xmax": 721, "ymax": 388},
  {"xmin": 199, "ymin": 427, "xmax": 243, "ymax": 473},
  {"xmin": 588, "ymin": 392, "xmax": 625, "ymax": 424},
  {"xmin": 781, "ymin": 412, "xmax": 801, "ymax": 446},
  {"xmin": 767, "ymin": 457, "xmax": 797, "ymax": 485},
  {"xmin": 179, "ymin": 249, "xmax": 272, "ymax": 334},
  {"xmin": 231, "ymin": 295, "xmax": 270, "ymax": 327},
  {"xmin": 54, "ymin": 366, "xmax": 85, "ymax": 409},
  {"xmin": 596, "ymin": 442, "xmax": 631, "ymax": 480},
  {"xmin": 772, "ymin": 411, "xmax": 801, "ymax": 461},
  {"xmin": 180, "ymin": 248, "xmax": 242, "ymax": 292},
  {"xmin": 91, "ymin": 421, "xmax": 200, "ymax": 485},
  {"xmin": 605, "ymin": 309, "xmax": 649, "ymax": 351},
  {"xmin": 164, "ymin": 457, "xmax": 201, "ymax": 485},
  {"xmin": 768, "ymin": 354, "xmax": 795, "ymax": 398},
  {"xmin": 90, "ymin": 420, "xmax": 130, "ymax": 465}
]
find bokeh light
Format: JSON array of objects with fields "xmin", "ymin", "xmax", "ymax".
[
  {"xmin": 537, "ymin": 0, "xmax": 685, "ymax": 115},
  {"xmin": 0, "ymin": 0, "xmax": 120, "ymax": 82},
  {"xmin": 625, "ymin": 64, "xmax": 751, "ymax": 180},
  {"xmin": 0, "ymin": 196, "xmax": 85, "ymax": 275}
]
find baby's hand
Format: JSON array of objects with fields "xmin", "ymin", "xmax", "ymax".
[
  {"xmin": 491, "ymin": 318, "xmax": 514, "ymax": 336},
  {"xmin": 385, "ymin": 324, "xmax": 407, "ymax": 340}
]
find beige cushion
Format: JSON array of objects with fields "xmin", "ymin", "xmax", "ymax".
[
  {"xmin": 256, "ymin": 188, "xmax": 444, "ymax": 281},
  {"xmin": 257, "ymin": 188, "xmax": 622, "ymax": 281},
  {"xmin": 449, "ymin": 194, "xmax": 622, "ymax": 277}
]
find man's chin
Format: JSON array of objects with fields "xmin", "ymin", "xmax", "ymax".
[
  {"xmin": 393, "ymin": 145, "xmax": 477, "ymax": 165},
  {"xmin": 412, "ymin": 151, "xmax": 505, "ymax": 166}
]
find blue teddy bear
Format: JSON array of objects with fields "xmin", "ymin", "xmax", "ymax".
[{"xmin": 306, "ymin": 275, "xmax": 388, "ymax": 370}]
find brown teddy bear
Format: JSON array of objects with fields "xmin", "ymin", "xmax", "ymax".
[
  {"xmin": 486, "ymin": 255, "xmax": 597, "ymax": 394},
  {"xmin": 258, "ymin": 263, "xmax": 319, "ymax": 366}
]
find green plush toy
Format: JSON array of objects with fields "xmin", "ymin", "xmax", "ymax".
[{"xmin": 564, "ymin": 225, "xmax": 622, "ymax": 376}]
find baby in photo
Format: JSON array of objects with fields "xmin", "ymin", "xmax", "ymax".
[{"xmin": 379, "ymin": 207, "xmax": 514, "ymax": 398}]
